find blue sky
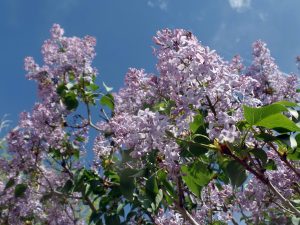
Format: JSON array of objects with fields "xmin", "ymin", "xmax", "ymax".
[{"xmin": 1, "ymin": 0, "xmax": 300, "ymax": 124}]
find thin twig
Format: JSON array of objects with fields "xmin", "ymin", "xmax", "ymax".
[
  {"xmin": 205, "ymin": 95, "xmax": 217, "ymax": 119},
  {"xmin": 174, "ymin": 203, "xmax": 200, "ymax": 225},
  {"xmin": 267, "ymin": 181, "xmax": 300, "ymax": 217},
  {"xmin": 223, "ymin": 143, "xmax": 300, "ymax": 217},
  {"xmin": 268, "ymin": 142, "xmax": 300, "ymax": 179},
  {"xmin": 85, "ymin": 102, "xmax": 102, "ymax": 131}
]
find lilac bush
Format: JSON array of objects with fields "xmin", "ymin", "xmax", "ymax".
[{"xmin": 1, "ymin": 24, "xmax": 300, "ymax": 225}]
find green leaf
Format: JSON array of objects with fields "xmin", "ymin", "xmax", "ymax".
[
  {"xmin": 57, "ymin": 84, "xmax": 67, "ymax": 96},
  {"xmin": 119, "ymin": 168, "xmax": 136, "ymax": 201},
  {"xmin": 5, "ymin": 178, "xmax": 15, "ymax": 190},
  {"xmin": 109, "ymin": 187, "xmax": 122, "ymax": 199},
  {"xmin": 89, "ymin": 212, "xmax": 102, "ymax": 225},
  {"xmin": 292, "ymin": 199, "xmax": 300, "ymax": 205},
  {"xmin": 63, "ymin": 92, "xmax": 79, "ymax": 110},
  {"xmin": 73, "ymin": 168, "xmax": 85, "ymax": 191},
  {"xmin": 117, "ymin": 202, "xmax": 126, "ymax": 214},
  {"xmin": 137, "ymin": 194, "xmax": 153, "ymax": 213},
  {"xmin": 257, "ymin": 133, "xmax": 296, "ymax": 150},
  {"xmin": 216, "ymin": 171, "xmax": 230, "ymax": 184},
  {"xmin": 157, "ymin": 170, "xmax": 176, "ymax": 199},
  {"xmin": 146, "ymin": 175, "xmax": 159, "ymax": 200},
  {"xmin": 295, "ymin": 134, "xmax": 300, "ymax": 148},
  {"xmin": 49, "ymin": 147, "xmax": 62, "ymax": 159},
  {"xmin": 66, "ymin": 82, "xmax": 74, "ymax": 90},
  {"xmin": 243, "ymin": 103, "xmax": 287, "ymax": 125},
  {"xmin": 243, "ymin": 103, "xmax": 300, "ymax": 132},
  {"xmin": 250, "ymin": 148, "xmax": 268, "ymax": 166},
  {"xmin": 264, "ymin": 159, "xmax": 277, "ymax": 170},
  {"xmin": 62, "ymin": 179, "xmax": 74, "ymax": 193},
  {"xmin": 105, "ymin": 170, "xmax": 120, "ymax": 183},
  {"xmin": 236, "ymin": 120, "xmax": 251, "ymax": 131},
  {"xmin": 292, "ymin": 216, "xmax": 300, "ymax": 225},
  {"xmin": 14, "ymin": 183, "xmax": 27, "ymax": 197},
  {"xmin": 99, "ymin": 196, "xmax": 111, "ymax": 212},
  {"xmin": 181, "ymin": 161, "xmax": 212, "ymax": 197},
  {"xmin": 290, "ymin": 135, "xmax": 298, "ymax": 149},
  {"xmin": 287, "ymin": 148, "xmax": 300, "ymax": 160},
  {"xmin": 87, "ymin": 83, "xmax": 99, "ymax": 91},
  {"xmin": 276, "ymin": 101, "xmax": 298, "ymax": 107},
  {"xmin": 103, "ymin": 82, "xmax": 113, "ymax": 92},
  {"xmin": 256, "ymin": 114, "xmax": 300, "ymax": 132},
  {"xmin": 100, "ymin": 93, "xmax": 114, "ymax": 111},
  {"xmin": 185, "ymin": 194, "xmax": 197, "ymax": 211},
  {"xmin": 153, "ymin": 102, "xmax": 166, "ymax": 112},
  {"xmin": 130, "ymin": 169, "xmax": 145, "ymax": 178},
  {"xmin": 155, "ymin": 189, "xmax": 163, "ymax": 208},
  {"xmin": 179, "ymin": 140, "xmax": 209, "ymax": 157},
  {"xmin": 75, "ymin": 136, "xmax": 86, "ymax": 143},
  {"xmin": 68, "ymin": 71, "xmax": 75, "ymax": 81},
  {"xmin": 224, "ymin": 161, "xmax": 247, "ymax": 188},
  {"xmin": 152, "ymin": 100, "xmax": 175, "ymax": 114},
  {"xmin": 255, "ymin": 132, "xmax": 277, "ymax": 142},
  {"xmin": 73, "ymin": 148, "xmax": 80, "ymax": 160},
  {"xmin": 189, "ymin": 114, "xmax": 205, "ymax": 134},
  {"xmin": 85, "ymin": 184, "xmax": 92, "ymax": 197},
  {"xmin": 90, "ymin": 180, "xmax": 105, "ymax": 195}
]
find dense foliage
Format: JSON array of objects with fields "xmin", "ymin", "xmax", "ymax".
[{"xmin": 1, "ymin": 24, "xmax": 300, "ymax": 224}]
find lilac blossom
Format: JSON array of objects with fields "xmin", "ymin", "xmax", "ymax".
[
  {"xmin": 1, "ymin": 24, "xmax": 97, "ymax": 224},
  {"xmin": 2, "ymin": 24, "xmax": 300, "ymax": 224},
  {"xmin": 154, "ymin": 208, "xmax": 185, "ymax": 225},
  {"xmin": 235, "ymin": 151, "xmax": 299, "ymax": 223},
  {"xmin": 110, "ymin": 28, "xmax": 300, "ymax": 223},
  {"xmin": 247, "ymin": 40, "xmax": 299, "ymax": 105}
]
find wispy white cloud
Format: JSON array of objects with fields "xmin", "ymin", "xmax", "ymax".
[
  {"xmin": 228, "ymin": 0, "xmax": 251, "ymax": 12},
  {"xmin": 258, "ymin": 12, "xmax": 268, "ymax": 22},
  {"xmin": 147, "ymin": 0, "xmax": 168, "ymax": 11},
  {"xmin": 42, "ymin": 0, "xmax": 81, "ymax": 17},
  {"xmin": 58, "ymin": 0, "xmax": 80, "ymax": 11}
]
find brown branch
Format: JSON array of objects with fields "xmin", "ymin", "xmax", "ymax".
[
  {"xmin": 162, "ymin": 181, "xmax": 199, "ymax": 225},
  {"xmin": 223, "ymin": 143, "xmax": 300, "ymax": 217},
  {"xmin": 205, "ymin": 95, "xmax": 217, "ymax": 119},
  {"xmin": 208, "ymin": 137, "xmax": 300, "ymax": 217}
]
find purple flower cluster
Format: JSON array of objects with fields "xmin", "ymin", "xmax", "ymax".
[
  {"xmin": 110, "ymin": 29, "xmax": 298, "ymax": 166},
  {"xmin": 6, "ymin": 24, "xmax": 95, "ymax": 173},
  {"xmin": 1, "ymin": 24, "xmax": 96, "ymax": 224},
  {"xmin": 26, "ymin": 24, "xmax": 96, "ymax": 83},
  {"xmin": 192, "ymin": 182, "xmax": 234, "ymax": 223},
  {"xmin": 0, "ymin": 167, "xmax": 85, "ymax": 224},
  {"xmin": 1, "ymin": 24, "xmax": 299, "ymax": 224},
  {"xmin": 247, "ymin": 40, "xmax": 299, "ymax": 105},
  {"xmin": 109, "ymin": 29, "xmax": 299, "ymax": 223},
  {"xmin": 154, "ymin": 208, "xmax": 184, "ymax": 225},
  {"xmin": 236, "ymin": 151, "xmax": 299, "ymax": 223}
]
